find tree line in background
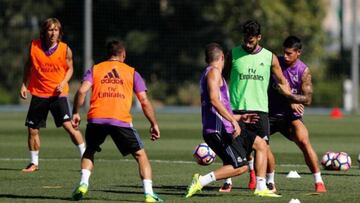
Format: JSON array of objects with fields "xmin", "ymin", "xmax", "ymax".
[{"xmin": 0, "ymin": 0, "xmax": 349, "ymax": 107}]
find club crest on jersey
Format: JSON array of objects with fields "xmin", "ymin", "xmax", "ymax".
[{"xmin": 101, "ymin": 69, "xmax": 123, "ymax": 84}]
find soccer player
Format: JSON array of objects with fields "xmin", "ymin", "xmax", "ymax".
[
  {"xmin": 220, "ymin": 20, "xmax": 292, "ymax": 192},
  {"xmin": 185, "ymin": 43, "xmax": 281, "ymax": 198},
  {"xmin": 268, "ymin": 36, "xmax": 326, "ymax": 193},
  {"xmin": 19, "ymin": 18, "xmax": 85, "ymax": 172},
  {"xmin": 71, "ymin": 40, "xmax": 163, "ymax": 202}
]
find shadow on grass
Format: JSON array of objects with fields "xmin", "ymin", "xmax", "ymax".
[
  {"xmin": 278, "ymin": 171, "xmax": 360, "ymax": 177},
  {"xmin": 0, "ymin": 167, "xmax": 21, "ymax": 171},
  {"xmin": 0, "ymin": 194, "xmax": 140, "ymax": 202},
  {"xmin": 0, "ymin": 194, "xmax": 70, "ymax": 201}
]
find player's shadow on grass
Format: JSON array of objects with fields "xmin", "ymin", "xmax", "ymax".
[
  {"xmin": 278, "ymin": 171, "xmax": 360, "ymax": 177},
  {"xmin": 108, "ymin": 184, "xmax": 249, "ymax": 197},
  {"xmin": 0, "ymin": 194, "xmax": 70, "ymax": 201},
  {"xmin": 0, "ymin": 167, "xmax": 21, "ymax": 171}
]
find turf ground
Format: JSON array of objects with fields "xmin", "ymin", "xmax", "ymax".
[{"xmin": 0, "ymin": 111, "xmax": 359, "ymax": 203}]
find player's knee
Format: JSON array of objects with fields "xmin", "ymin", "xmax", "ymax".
[
  {"xmin": 253, "ymin": 137, "xmax": 267, "ymax": 151},
  {"xmin": 295, "ymin": 136, "xmax": 310, "ymax": 147},
  {"xmin": 232, "ymin": 165, "xmax": 248, "ymax": 176},
  {"xmin": 28, "ymin": 128, "xmax": 39, "ymax": 137}
]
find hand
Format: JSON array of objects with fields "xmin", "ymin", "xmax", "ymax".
[
  {"xmin": 231, "ymin": 120, "xmax": 241, "ymax": 139},
  {"xmin": 150, "ymin": 124, "xmax": 160, "ymax": 141},
  {"xmin": 235, "ymin": 113, "xmax": 259, "ymax": 124},
  {"xmin": 56, "ymin": 81, "xmax": 66, "ymax": 93},
  {"xmin": 20, "ymin": 83, "xmax": 28, "ymax": 100},
  {"xmin": 71, "ymin": 113, "xmax": 81, "ymax": 129},
  {"xmin": 291, "ymin": 103, "xmax": 304, "ymax": 114}
]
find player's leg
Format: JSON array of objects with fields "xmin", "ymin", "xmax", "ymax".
[
  {"xmin": 266, "ymin": 146, "xmax": 276, "ymax": 192},
  {"xmin": 290, "ymin": 119, "xmax": 326, "ymax": 192},
  {"xmin": 72, "ymin": 123, "xmax": 105, "ymax": 200},
  {"xmin": 62, "ymin": 121, "xmax": 86, "ymax": 157},
  {"xmin": 186, "ymin": 132, "xmax": 248, "ymax": 198},
  {"xmin": 51, "ymin": 97, "xmax": 85, "ymax": 157},
  {"xmin": 23, "ymin": 96, "xmax": 49, "ymax": 172},
  {"xmin": 221, "ymin": 153, "xmax": 255, "ymax": 192},
  {"xmin": 251, "ymin": 136, "xmax": 281, "ymax": 197},
  {"xmin": 110, "ymin": 126, "xmax": 162, "ymax": 202}
]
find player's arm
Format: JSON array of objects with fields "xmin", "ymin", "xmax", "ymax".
[
  {"xmin": 72, "ymin": 80, "xmax": 92, "ymax": 128},
  {"xmin": 207, "ymin": 68, "xmax": 240, "ymax": 137},
  {"xmin": 20, "ymin": 45, "xmax": 32, "ymax": 100},
  {"xmin": 290, "ymin": 67, "xmax": 313, "ymax": 105},
  {"xmin": 271, "ymin": 54, "xmax": 292, "ymax": 97},
  {"xmin": 57, "ymin": 46, "xmax": 74, "ymax": 93},
  {"xmin": 136, "ymin": 91, "xmax": 160, "ymax": 141}
]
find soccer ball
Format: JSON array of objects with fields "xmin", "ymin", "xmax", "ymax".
[
  {"xmin": 358, "ymin": 153, "xmax": 360, "ymax": 168},
  {"xmin": 193, "ymin": 143, "xmax": 216, "ymax": 165},
  {"xmin": 321, "ymin": 151, "xmax": 337, "ymax": 170},
  {"xmin": 332, "ymin": 152, "xmax": 351, "ymax": 171}
]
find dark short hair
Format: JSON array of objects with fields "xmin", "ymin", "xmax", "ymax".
[
  {"xmin": 205, "ymin": 43, "xmax": 223, "ymax": 64},
  {"xmin": 107, "ymin": 40, "xmax": 125, "ymax": 57},
  {"xmin": 40, "ymin": 18, "xmax": 63, "ymax": 41},
  {"xmin": 242, "ymin": 20, "xmax": 261, "ymax": 37},
  {"xmin": 283, "ymin": 36, "xmax": 302, "ymax": 50}
]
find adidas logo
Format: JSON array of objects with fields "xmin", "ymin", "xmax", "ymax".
[
  {"xmin": 63, "ymin": 114, "xmax": 70, "ymax": 119},
  {"xmin": 101, "ymin": 68, "xmax": 124, "ymax": 84},
  {"xmin": 27, "ymin": 120, "xmax": 34, "ymax": 125},
  {"xmin": 263, "ymin": 136, "xmax": 269, "ymax": 141}
]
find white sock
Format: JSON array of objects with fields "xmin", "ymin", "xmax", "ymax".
[
  {"xmin": 266, "ymin": 171, "xmax": 275, "ymax": 184},
  {"xmin": 313, "ymin": 172, "xmax": 323, "ymax": 183},
  {"xmin": 78, "ymin": 143, "xmax": 86, "ymax": 157},
  {"xmin": 143, "ymin": 179, "xmax": 154, "ymax": 195},
  {"xmin": 255, "ymin": 176, "xmax": 267, "ymax": 191},
  {"xmin": 224, "ymin": 178, "xmax": 232, "ymax": 185},
  {"xmin": 199, "ymin": 172, "xmax": 216, "ymax": 187},
  {"xmin": 30, "ymin": 151, "xmax": 39, "ymax": 166},
  {"xmin": 80, "ymin": 169, "xmax": 91, "ymax": 186},
  {"xmin": 248, "ymin": 159, "xmax": 254, "ymax": 171}
]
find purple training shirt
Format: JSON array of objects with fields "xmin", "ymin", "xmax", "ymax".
[
  {"xmin": 82, "ymin": 66, "xmax": 147, "ymax": 127},
  {"xmin": 268, "ymin": 56, "xmax": 307, "ymax": 118},
  {"xmin": 200, "ymin": 66, "xmax": 234, "ymax": 135}
]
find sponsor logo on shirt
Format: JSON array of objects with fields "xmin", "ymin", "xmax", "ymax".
[{"xmin": 101, "ymin": 69, "xmax": 124, "ymax": 84}]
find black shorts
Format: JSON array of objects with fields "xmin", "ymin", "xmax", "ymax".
[
  {"xmin": 233, "ymin": 110, "xmax": 270, "ymax": 144},
  {"xmin": 85, "ymin": 123, "xmax": 144, "ymax": 156},
  {"xmin": 203, "ymin": 129, "xmax": 256, "ymax": 168},
  {"xmin": 25, "ymin": 95, "xmax": 72, "ymax": 128},
  {"xmin": 269, "ymin": 115, "xmax": 303, "ymax": 141}
]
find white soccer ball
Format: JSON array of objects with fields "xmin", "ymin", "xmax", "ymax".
[
  {"xmin": 193, "ymin": 143, "xmax": 216, "ymax": 166},
  {"xmin": 357, "ymin": 153, "xmax": 360, "ymax": 168},
  {"xmin": 332, "ymin": 152, "xmax": 351, "ymax": 171},
  {"xmin": 321, "ymin": 151, "xmax": 336, "ymax": 170}
]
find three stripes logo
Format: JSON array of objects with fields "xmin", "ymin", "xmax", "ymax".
[{"xmin": 101, "ymin": 68, "xmax": 124, "ymax": 84}]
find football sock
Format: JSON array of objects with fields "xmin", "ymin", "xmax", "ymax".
[
  {"xmin": 255, "ymin": 177, "xmax": 267, "ymax": 191},
  {"xmin": 313, "ymin": 172, "xmax": 323, "ymax": 183},
  {"xmin": 199, "ymin": 172, "xmax": 216, "ymax": 187},
  {"xmin": 266, "ymin": 171, "xmax": 275, "ymax": 184},
  {"xmin": 224, "ymin": 178, "xmax": 232, "ymax": 185},
  {"xmin": 248, "ymin": 159, "xmax": 254, "ymax": 171},
  {"xmin": 78, "ymin": 143, "xmax": 86, "ymax": 157},
  {"xmin": 80, "ymin": 169, "xmax": 91, "ymax": 186},
  {"xmin": 30, "ymin": 150, "xmax": 39, "ymax": 166},
  {"xmin": 143, "ymin": 179, "xmax": 154, "ymax": 195}
]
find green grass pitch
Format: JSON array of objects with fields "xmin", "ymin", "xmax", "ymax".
[{"xmin": 0, "ymin": 111, "xmax": 359, "ymax": 202}]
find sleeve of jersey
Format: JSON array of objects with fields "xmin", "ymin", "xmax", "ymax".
[
  {"xmin": 133, "ymin": 71, "xmax": 147, "ymax": 93},
  {"xmin": 82, "ymin": 67, "xmax": 93, "ymax": 84}
]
